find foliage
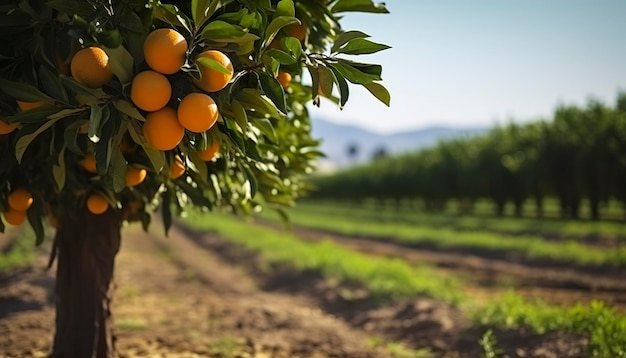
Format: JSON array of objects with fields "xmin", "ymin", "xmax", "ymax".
[
  {"xmin": 0, "ymin": 0, "xmax": 391, "ymax": 242},
  {"xmin": 311, "ymin": 93, "xmax": 626, "ymax": 221},
  {"xmin": 0, "ymin": 229, "xmax": 38, "ymax": 272}
]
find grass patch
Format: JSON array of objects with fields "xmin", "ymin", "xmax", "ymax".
[
  {"xmin": 185, "ymin": 211, "xmax": 462, "ymax": 304},
  {"xmin": 208, "ymin": 335, "xmax": 240, "ymax": 358},
  {"xmin": 368, "ymin": 336, "xmax": 435, "ymax": 358},
  {"xmin": 260, "ymin": 205, "xmax": 626, "ymax": 268},
  {"xmin": 0, "ymin": 229, "xmax": 37, "ymax": 272},
  {"xmin": 474, "ymin": 292, "xmax": 626, "ymax": 357}
]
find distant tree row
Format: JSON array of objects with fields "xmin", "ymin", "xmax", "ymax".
[{"xmin": 311, "ymin": 92, "xmax": 626, "ymax": 220}]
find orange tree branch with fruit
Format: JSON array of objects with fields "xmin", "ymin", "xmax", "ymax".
[{"xmin": 0, "ymin": 0, "xmax": 389, "ymax": 356}]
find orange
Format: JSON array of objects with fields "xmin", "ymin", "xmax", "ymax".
[
  {"xmin": 17, "ymin": 101, "xmax": 44, "ymax": 111},
  {"xmin": 70, "ymin": 47, "xmax": 113, "ymax": 89},
  {"xmin": 144, "ymin": 28, "xmax": 188, "ymax": 75},
  {"xmin": 125, "ymin": 166, "xmax": 147, "ymax": 187},
  {"xmin": 3, "ymin": 209, "xmax": 26, "ymax": 226},
  {"xmin": 0, "ymin": 120, "xmax": 16, "ymax": 134},
  {"xmin": 142, "ymin": 107, "xmax": 185, "ymax": 151},
  {"xmin": 169, "ymin": 155, "xmax": 185, "ymax": 179},
  {"xmin": 81, "ymin": 153, "xmax": 97, "ymax": 173},
  {"xmin": 177, "ymin": 93, "xmax": 219, "ymax": 133},
  {"xmin": 130, "ymin": 70, "xmax": 172, "ymax": 112},
  {"xmin": 7, "ymin": 188, "xmax": 33, "ymax": 211},
  {"xmin": 194, "ymin": 50, "xmax": 234, "ymax": 92},
  {"xmin": 277, "ymin": 71, "xmax": 292, "ymax": 89},
  {"xmin": 286, "ymin": 24, "xmax": 306, "ymax": 42},
  {"xmin": 87, "ymin": 194, "xmax": 109, "ymax": 215},
  {"xmin": 197, "ymin": 140, "xmax": 220, "ymax": 161}
]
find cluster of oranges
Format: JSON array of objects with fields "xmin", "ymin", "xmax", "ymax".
[{"xmin": 132, "ymin": 28, "xmax": 230, "ymax": 156}]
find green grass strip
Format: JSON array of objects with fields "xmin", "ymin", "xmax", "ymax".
[
  {"xmin": 0, "ymin": 228, "xmax": 37, "ymax": 272},
  {"xmin": 298, "ymin": 201, "xmax": 626, "ymax": 241},
  {"xmin": 184, "ymin": 211, "xmax": 463, "ymax": 304},
  {"xmin": 260, "ymin": 206, "xmax": 626, "ymax": 268}
]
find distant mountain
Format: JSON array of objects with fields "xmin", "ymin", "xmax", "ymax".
[{"xmin": 310, "ymin": 118, "xmax": 487, "ymax": 171}]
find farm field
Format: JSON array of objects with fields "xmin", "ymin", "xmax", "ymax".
[{"xmin": 1, "ymin": 206, "xmax": 625, "ymax": 357}]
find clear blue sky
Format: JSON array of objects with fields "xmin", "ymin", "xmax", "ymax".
[{"xmin": 311, "ymin": 1, "xmax": 626, "ymax": 134}]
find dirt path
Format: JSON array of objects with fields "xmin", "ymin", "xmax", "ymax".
[
  {"xmin": 0, "ymin": 225, "xmax": 389, "ymax": 358},
  {"xmin": 256, "ymin": 220, "xmax": 626, "ymax": 311}
]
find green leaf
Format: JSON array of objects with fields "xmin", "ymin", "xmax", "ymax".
[
  {"xmin": 336, "ymin": 38, "xmax": 391, "ymax": 55},
  {"xmin": 318, "ymin": 65, "xmax": 334, "ymax": 99},
  {"xmin": 261, "ymin": 53, "xmax": 281, "ymax": 77},
  {"xmin": 115, "ymin": 100, "xmax": 145, "ymax": 122},
  {"xmin": 329, "ymin": 66, "xmax": 350, "ymax": 108},
  {"xmin": 52, "ymin": 148, "xmax": 66, "ymax": 191},
  {"xmin": 331, "ymin": 0, "xmax": 390, "ymax": 14},
  {"xmin": 197, "ymin": 56, "xmax": 232, "ymax": 75},
  {"xmin": 154, "ymin": 3, "xmax": 192, "ymax": 34},
  {"xmin": 26, "ymin": 202, "xmax": 45, "ymax": 246},
  {"xmin": 96, "ymin": 28, "xmax": 123, "ymax": 48},
  {"xmin": 104, "ymin": 45, "xmax": 134, "ymax": 84},
  {"xmin": 251, "ymin": 117, "xmax": 278, "ymax": 143},
  {"xmin": 330, "ymin": 61, "xmax": 381, "ymax": 84},
  {"xmin": 111, "ymin": 150, "xmax": 127, "ymax": 193},
  {"xmin": 231, "ymin": 100, "xmax": 248, "ymax": 131},
  {"xmin": 201, "ymin": 20, "xmax": 248, "ymax": 40},
  {"xmin": 281, "ymin": 37, "xmax": 302, "ymax": 59},
  {"xmin": 265, "ymin": 48, "xmax": 297, "ymax": 65},
  {"xmin": 191, "ymin": 0, "xmax": 211, "ymax": 26},
  {"xmin": 331, "ymin": 30, "xmax": 369, "ymax": 54},
  {"xmin": 15, "ymin": 116, "xmax": 63, "ymax": 162},
  {"xmin": 264, "ymin": 16, "xmax": 300, "ymax": 47},
  {"xmin": 364, "ymin": 81, "xmax": 391, "ymax": 106},
  {"xmin": 88, "ymin": 104, "xmax": 104, "ymax": 143},
  {"xmin": 258, "ymin": 72, "xmax": 287, "ymax": 114},
  {"xmin": 274, "ymin": 0, "xmax": 295, "ymax": 18},
  {"xmin": 237, "ymin": 88, "xmax": 286, "ymax": 120},
  {"xmin": 0, "ymin": 78, "xmax": 54, "ymax": 102},
  {"xmin": 38, "ymin": 66, "xmax": 69, "ymax": 103},
  {"xmin": 4, "ymin": 106, "xmax": 60, "ymax": 125}
]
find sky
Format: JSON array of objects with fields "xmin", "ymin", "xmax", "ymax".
[{"xmin": 311, "ymin": 1, "xmax": 626, "ymax": 134}]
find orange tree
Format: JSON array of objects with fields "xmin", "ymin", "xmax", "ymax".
[{"xmin": 0, "ymin": 0, "xmax": 390, "ymax": 356}]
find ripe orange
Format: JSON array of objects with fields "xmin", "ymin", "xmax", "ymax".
[
  {"xmin": 144, "ymin": 28, "xmax": 188, "ymax": 75},
  {"xmin": 125, "ymin": 166, "xmax": 147, "ymax": 187},
  {"xmin": 70, "ymin": 47, "xmax": 113, "ymax": 89},
  {"xmin": 170, "ymin": 155, "xmax": 186, "ymax": 179},
  {"xmin": 277, "ymin": 71, "xmax": 292, "ymax": 89},
  {"xmin": 130, "ymin": 70, "xmax": 172, "ymax": 112},
  {"xmin": 197, "ymin": 140, "xmax": 220, "ymax": 161},
  {"xmin": 17, "ymin": 101, "xmax": 44, "ymax": 111},
  {"xmin": 81, "ymin": 153, "xmax": 97, "ymax": 173},
  {"xmin": 195, "ymin": 50, "xmax": 234, "ymax": 92},
  {"xmin": 0, "ymin": 119, "xmax": 16, "ymax": 134},
  {"xmin": 3, "ymin": 209, "xmax": 26, "ymax": 226},
  {"xmin": 142, "ymin": 107, "xmax": 185, "ymax": 151},
  {"xmin": 286, "ymin": 24, "xmax": 306, "ymax": 42},
  {"xmin": 87, "ymin": 194, "xmax": 109, "ymax": 215},
  {"xmin": 8, "ymin": 188, "xmax": 33, "ymax": 211},
  {"xmin": 177, "ymin": 93, "xmax": 219, "ymax": 133}
]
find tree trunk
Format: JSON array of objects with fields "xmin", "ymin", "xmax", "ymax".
[{"xmin": 50, "ymin": 208, "xmax": 122, "ymax": 358}]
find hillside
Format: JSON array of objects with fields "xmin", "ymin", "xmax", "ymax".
[{"xmin": 311, "ymin": 118, "xmax": 486, "ymax": 170}]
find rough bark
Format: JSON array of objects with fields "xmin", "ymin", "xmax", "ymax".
[{"xmin": 49, "ymin": 208, "xmax": 122, "ymax": 358}]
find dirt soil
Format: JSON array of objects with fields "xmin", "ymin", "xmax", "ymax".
[{"xmin": 0, "ymin": 222, "xmax": 591, "ymax": 358}]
